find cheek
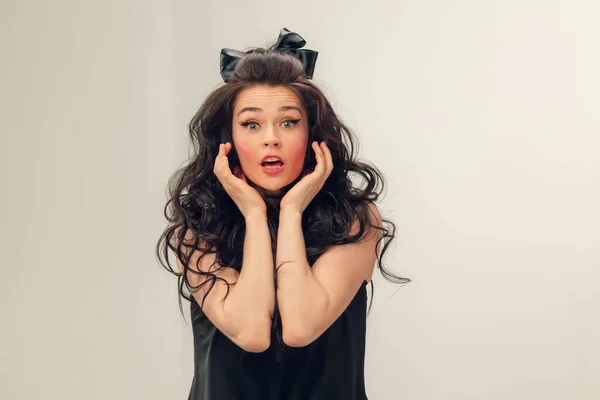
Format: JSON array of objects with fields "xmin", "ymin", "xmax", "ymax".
[
  {"xmin": 289, "ymin": 139, "xmax": 309, "ymax": 170},
  {"xmin": 233, "ymin": 139, "xmax": 253, "ymax": 167}
]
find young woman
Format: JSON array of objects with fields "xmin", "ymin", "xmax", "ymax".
[{"xmin": 156, "ymin": 28, "xmax": 409, "ymax": 400}]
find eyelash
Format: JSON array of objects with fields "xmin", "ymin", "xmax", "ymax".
[{"xmin": 238, "ymin": 119, "xmax": 301, "ymax": 131}]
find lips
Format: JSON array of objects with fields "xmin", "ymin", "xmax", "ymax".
[{"xmin": 260, "ymin": 154, "xmax": 284, "ymax": 167}]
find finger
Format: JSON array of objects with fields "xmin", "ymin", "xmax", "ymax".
[
  {"xmin": 318, "ymin": 141, "xmax": 328, "ymax": 170},
  {"xmin": 220, "ymin": 143, "xmax": 228, "ymax": 158},
  {"xmin": 217, "ymin": 143, "xmax": 228, "ymax": 164},
  {"xmin": 218, "ymin": 144, "xmax": 228, "ymax": 166},
  {"xmin": 313, "ymin": 141, "xmax": 325, "ymax": 173},
  {"xmin": 214, "ymin": 145, "xmax": 231, "ymax": 191},
  {"xmin": 214, "ymin": 144, "xmax": 224, "ymax": 173},
  {"xmin": 321, "ymin": 141, "xmax": 333, "ymax": 174},
  {"xmin": 314, "ymin": 141, "xmax": 332, "ymax": 183},
  {"xmin": 221, "ymin": 154, "xmax": 233, "ymax": 178},
  {"xmin": 216, "ymin": 144, "xmax": 234, "ymax": 180}
]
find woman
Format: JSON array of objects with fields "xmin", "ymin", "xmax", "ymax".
[{"xmin": 156, "ymin": 28, "xmax": 409, "ymax": 400}]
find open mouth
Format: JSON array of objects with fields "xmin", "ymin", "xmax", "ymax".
[{"xmin": 261, "ymin": 160, "xmax": 284, "ymax": 167}]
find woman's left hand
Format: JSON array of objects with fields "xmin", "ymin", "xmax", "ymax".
[{"xmin": 280, "ymin": 141, "xmax": 334, "ymax": 214}]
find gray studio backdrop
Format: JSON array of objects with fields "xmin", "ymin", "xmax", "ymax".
[{"xmin": 1, "ymin": 1, "xmax": 598, "ymax": 399}]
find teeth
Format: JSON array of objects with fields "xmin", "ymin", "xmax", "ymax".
[{"xmin": 263, "ymin": 157, "xmax": 280, "ymax": 162}]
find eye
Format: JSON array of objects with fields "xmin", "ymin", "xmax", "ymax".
[
  {"xmin": 239, "ymin": 119, "xmax": 301, "ymax": 131},
  {"xmin": 239, "ymin": 121, "xmax": 259, "ymax": 131},
  {"xmin": 283, "ymin": 119, "xmax": 301, "ymax": 128}
]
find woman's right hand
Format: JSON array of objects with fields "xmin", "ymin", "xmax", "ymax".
[{"xmin": 213, "ymin": 142, "xmax": 266, "ymax": 218}]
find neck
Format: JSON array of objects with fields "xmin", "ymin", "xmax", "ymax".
[
  {"xmin": 263, "ymin": 194, "xmax": 281, "ymax": 209},
  {"xmin": 249, "ymin": 181, "xmax": 282, "ymax": 208}
]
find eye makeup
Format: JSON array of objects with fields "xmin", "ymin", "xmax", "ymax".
[{"xmin": 238, "ymin": 119, "xmax": 302, "ymax": 130}]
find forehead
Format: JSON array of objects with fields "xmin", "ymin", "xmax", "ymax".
[{"xmin": 233, "ymin": 85, "xmax": 304, "ymax": 112}]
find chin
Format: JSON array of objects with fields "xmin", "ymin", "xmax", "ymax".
[
  {"xmin": 257, "ymin": 181, "xmax": 287, "ymax": 194},
  {"xmin": 249, "ymin": 175, "xmax": 295, "ymax": 196}
]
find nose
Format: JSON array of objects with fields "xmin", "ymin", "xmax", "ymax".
[{"xmin": 261, "ymin": 126, "xmax": 281, "ymax": 148}]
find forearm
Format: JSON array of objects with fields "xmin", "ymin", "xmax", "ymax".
[
  {"xmin": 275, "ymin": 207, "xmax": 329, "ymax": 342},
  {"xmin": 225, "ymin": 210, "xmax": 275, "ymax": 341}
]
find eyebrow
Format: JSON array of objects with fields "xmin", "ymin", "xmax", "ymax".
[{"xmin": 237, "ymin": 105, "xmax": 302, "ymax": 117}]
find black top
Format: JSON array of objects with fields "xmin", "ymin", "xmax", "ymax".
[{"xmin": 188, "ymin": 280, "xmax": 369, "ymax": 400}]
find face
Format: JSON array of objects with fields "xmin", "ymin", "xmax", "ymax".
[{"xmin": 231, "ymin": 84, "xmax": 309, "ymax": 197}]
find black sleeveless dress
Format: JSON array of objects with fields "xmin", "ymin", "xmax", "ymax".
[{"xmin": 187, "ymin": 280, "xmax": 369, "ymax": 400}]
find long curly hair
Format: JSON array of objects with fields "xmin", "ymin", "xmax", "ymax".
[{"xmin": 155, "ymin": 47, "xmax": 409, "ymax": 357}]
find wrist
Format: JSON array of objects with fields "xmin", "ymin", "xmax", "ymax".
[
  {"xmin": 245, "ymin": 208, "xmax": 267, "ymax": 223},
  {"xmin": 279, "ymin": 206, "xmax": 302, "ymax": 220}
]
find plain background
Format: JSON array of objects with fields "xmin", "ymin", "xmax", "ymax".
[{"xmin": 1, "ymin": 0, "xmax": 599, "ymax": 399}]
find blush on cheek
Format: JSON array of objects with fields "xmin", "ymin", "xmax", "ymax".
[
  {"xmin": 289, "ymin": 142, "xmax": 309, "ymax": 174},
  {"xmin": 233, "ymin": 141, "xmax": 253, "ymax": 169}
]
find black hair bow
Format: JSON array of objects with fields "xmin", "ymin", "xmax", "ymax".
[{"xmin": 219, "ymin": 27, "xmax": 319, "ymax": 83}]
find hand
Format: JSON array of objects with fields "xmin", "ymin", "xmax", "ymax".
[
  {"xmin": 213, "ymin": 142, "xmax": 266, "ymax": 218},
  {"xmin": 280, "ymin": 141, "xmax": 334, "ymax": 214}
]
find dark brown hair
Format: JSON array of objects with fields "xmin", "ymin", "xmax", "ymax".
[{"xmin": 156, "ymin": 48, "xmax": 409, "ymax": 357}]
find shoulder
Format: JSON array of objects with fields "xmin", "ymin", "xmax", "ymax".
[{"xmin": 349, "ymin": 201, "xmax": 383, "ymax": 238}]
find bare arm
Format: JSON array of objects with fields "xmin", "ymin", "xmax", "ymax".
[
  {"xmin": 175, "ymin": 210, "xmax": 275, "ymax": 352},
  {"xmin": 276, "ymin": 202, "xmax": 381, "ymax": 347}
]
